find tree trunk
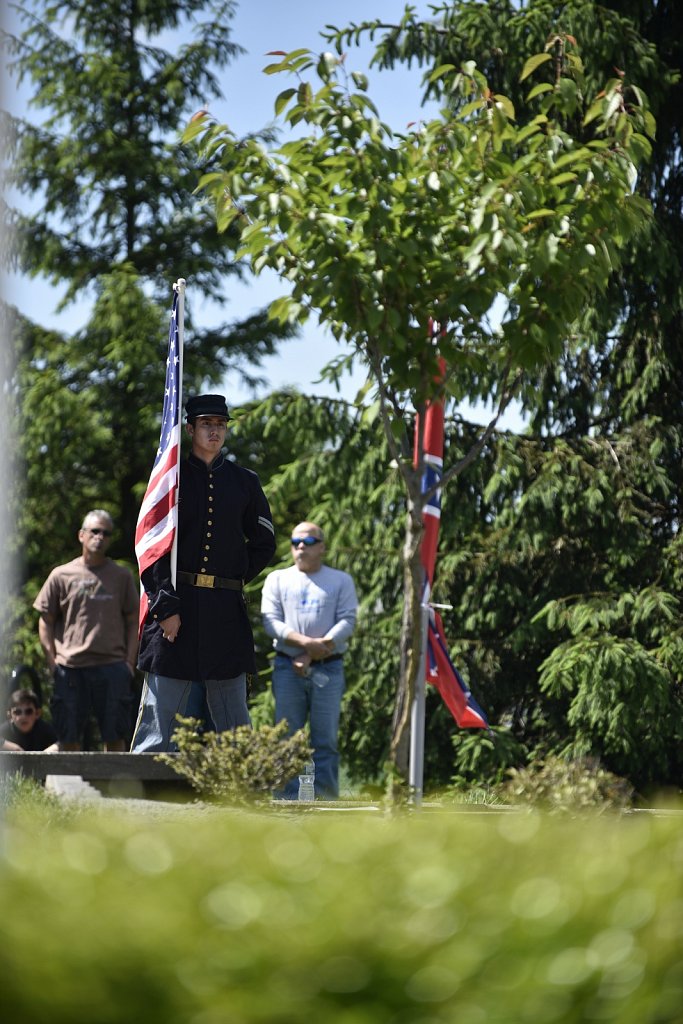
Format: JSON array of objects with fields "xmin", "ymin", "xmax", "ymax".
[{"xmin": 389, "ymin": 487, "xmax": 425, "ymax": 780}]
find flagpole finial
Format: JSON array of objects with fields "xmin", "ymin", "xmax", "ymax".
[{"xmin": 174, "ymin": 278, "xmax": 187, "ymax": 295}]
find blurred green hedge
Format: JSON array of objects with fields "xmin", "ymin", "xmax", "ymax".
[{"xmin": 1, "ymin": 803, "xmax": 682, "ymax": 1022}]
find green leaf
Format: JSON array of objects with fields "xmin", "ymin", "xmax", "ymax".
[
  {"xmin": 583, "ymin": 98, "xmax": 604, "ymax": 127},
  {"xmin": 493, "ymin": 94, "xmax": 515, "ymax": 119},
  {"xmin": 182, "ymin": 118, "xmax": 210, "ymax": 144},
  {"xmin": 526, "ymin": 82, "xmax": 554, "ymax": 101},
  {"xmin": 519, "ymin": 52, "xmax": 552, "ymax": 82},
  {"xmin": 263, "ymin": 49, "xmax": 312, "ymax": 75},
  {"xmin": 428, "ymin": 63, "xmax": 456, "ymax": 83},
  {"xmin": 275, "ymin": 88, "xmax": 297, "ymax": 116},
  {"xmin": 268, "ymin": 295, "xmax": 295, "ymax": 323},
  {"xmin": 297, "ymin": 81, "xmax": 313, "ymax": 106},
  {"xmin": 361, "ymin": 399, "xmax": 381, "ymax": 425},
  {"xmin": 550, "ymin": 171, "xmax": 578, "ymax": 185}
]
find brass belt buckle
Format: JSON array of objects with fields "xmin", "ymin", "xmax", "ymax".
[{"xmin": 196, "ymin": 574, "xmax": 215, "ymax": 588}]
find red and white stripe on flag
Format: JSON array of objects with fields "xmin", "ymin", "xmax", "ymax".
[{"xmin": 134, "ymin": 289, "xmax": 181, "ymax": 636}]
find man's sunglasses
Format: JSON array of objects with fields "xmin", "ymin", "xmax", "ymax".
[
  {"xmin": 87, "ymin": 528, "xmax": 112, "ymax": 537},
  {"xmin": 11, "ymin": 707, "xmax": 36, "ymax": 717},
  {"xmin": 290, "ymin": 536, "xmax": 322, "ymax": 547}
]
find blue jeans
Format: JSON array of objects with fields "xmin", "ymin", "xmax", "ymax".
[
  {"xmin": 272, "ymin": 655, "xmax": 345, "ymax": 799},
  {"xmin": 130, "ymin": 674, "xmax": 250, "ymax": 753},
  {"xmin": 185, "ymin": 682, "xmax": 216, "ymax": 732}
]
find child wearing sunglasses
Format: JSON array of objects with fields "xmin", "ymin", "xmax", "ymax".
[{"xmin": 0, "ymin": 688, "xmax": 59, "ymax": 752}]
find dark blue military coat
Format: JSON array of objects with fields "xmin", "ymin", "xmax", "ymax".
[{"xmin": 137, "ymin": 451, "xmax": 275, "ymax": 680}]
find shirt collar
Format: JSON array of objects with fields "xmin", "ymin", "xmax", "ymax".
[{"xmin": 188, "ymin": 451, "xmax": 225, "ymax": 471}]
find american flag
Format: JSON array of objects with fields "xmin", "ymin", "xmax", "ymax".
[
  {"xmin": 134, "ymin": 287, "xmax": 182, "ymax": 635},
  {"xmin": 417, "ymin": 355, "xmax": 488, "ymax": 729}
]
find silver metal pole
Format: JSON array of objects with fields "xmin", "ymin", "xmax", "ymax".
[{"xmin": 409, "ymin": 600, "xmax": 431, "ymax": 805}]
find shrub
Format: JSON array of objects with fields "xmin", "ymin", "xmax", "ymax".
[
  {"xmin": 157, "ymin": 717, "xmax": 312, "ymax": 803},
  {"xmin": 500, "ymin": 754, "xmax": 634, "ymax": 813},
  {"xmin": 449, "ymin": 726, "xmax": 528, "ymax": 788}
]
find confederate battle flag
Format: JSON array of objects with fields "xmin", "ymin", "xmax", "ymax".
[{"xmin": 417, "ymin": 355, "xmax": 489, "ymax": 729}]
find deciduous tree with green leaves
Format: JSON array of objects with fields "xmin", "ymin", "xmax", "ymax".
[{"xmin": 188, "ymin": 39, "xmax": 651, "ymax": 782}]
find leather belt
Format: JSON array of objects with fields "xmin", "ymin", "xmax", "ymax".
[
  {"xmin": 177, "ymin": 571, "xmax": 243, "ymax": 591},
  {"xmin": 277, "ymin": 652, "xmax": 343, "ymax": 664}
]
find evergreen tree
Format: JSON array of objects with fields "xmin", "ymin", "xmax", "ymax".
[{"xmin": 1, "ymin": 0, "xmax": 294, "ymax": 670}]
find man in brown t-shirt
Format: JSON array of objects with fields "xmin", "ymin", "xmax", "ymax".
[{"xmin": 34, "ymin": 509, "xmax": 139, "ymax": 750}]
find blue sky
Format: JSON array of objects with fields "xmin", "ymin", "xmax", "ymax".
[{"xmin": 3, "ymin": 1, "xmax": 522, "ymax": 426}]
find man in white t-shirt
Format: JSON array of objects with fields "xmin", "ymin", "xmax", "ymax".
[
  {"xmin": 33, "ymin": 509, "xmax": 139, "ymax": 750},
  {"xmin": 261, "ymin": 521, "xmax": 357, "ymax": 799}
]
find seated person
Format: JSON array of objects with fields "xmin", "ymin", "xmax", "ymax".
[{"xmin": 0, "ymin": 688, "xmax": 59, "ymax": 751}]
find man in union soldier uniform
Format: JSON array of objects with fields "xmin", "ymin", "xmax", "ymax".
[{"xmin": 131, "ymin": 394, "xmax": 275, "ymax": 752}]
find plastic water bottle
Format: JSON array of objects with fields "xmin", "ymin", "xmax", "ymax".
[{"xmin": 298, "ymin": 760, "xmax": 316, "ymax": 802}]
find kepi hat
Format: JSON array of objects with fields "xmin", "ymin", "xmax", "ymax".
[{"xmin": 185, "ymin": 394, "xmax": 231, "ymax": 421}]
